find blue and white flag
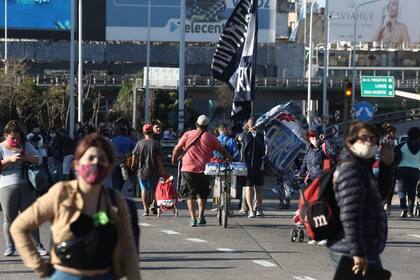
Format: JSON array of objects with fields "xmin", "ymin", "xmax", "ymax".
[
  {"xmin": 289, "ymin": 0, "xmax": 306, "ymax": 42},
  {"xmin": 211, "ymin": 0, "xmax": 258, "ymax": 132},
  {"xmin": 255, "ymin": 102, "xmax": 309, "ymax": 172}
]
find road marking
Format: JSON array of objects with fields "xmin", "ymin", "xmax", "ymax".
[
  {"xmin": 161, "ymin": 230, "xmax": 181, "ymax": 235},
  {"xmin": 138, "ymin": 223, "xmax": 153, "ymax": 227},
  {"xmin": 408, "ymin": 234, "xmax": 420, "ymax": 239},
  {"xmin": 216, "ymin": 248, "xmax": 238, "ymax": 253},
  {"xmin": 185, "ymin": 238, "xmax": 208, "ymax": 243},
  {"xmin": 252, "ymin": 260, "xmax": 277, "ymax": 267},
  {"xmin": 293, "ymin": 277, "xmax": 318, "ymax": 280}
]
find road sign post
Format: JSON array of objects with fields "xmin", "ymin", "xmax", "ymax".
[{"xmin": 361, "ymin": 76, "xmax": 394, "ymax": 98}]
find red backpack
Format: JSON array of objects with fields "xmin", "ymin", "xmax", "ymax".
[{"xmin": 298, "ymin": 167, "xmax": 341, "ymax": 241}]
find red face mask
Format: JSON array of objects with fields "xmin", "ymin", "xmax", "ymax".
[
  {"xmin": 6, "ymin": 138, "xmax": 20, "ymax": 148},
  {"xmin": 78, "ymin": 164, "xmax": 109, "ymax": 185}
]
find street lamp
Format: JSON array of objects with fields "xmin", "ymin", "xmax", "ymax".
[
  {"xmin": 307, "ymin": 0, "xmax": 318, "ymax": 124},
  {"xmin": 352, "ymin": 0, "xmax": 381, "ymax": 109}
]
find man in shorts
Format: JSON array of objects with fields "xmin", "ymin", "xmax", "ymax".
[
  {"xmin": 132, "ymin": 124, "xmax": 166, "ymax": 216},
  {"xmin": 172, "ymin": 115, "xmax": 232, "ymax": 226}
]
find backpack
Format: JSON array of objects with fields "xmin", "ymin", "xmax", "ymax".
[
  {"xmin": 298, "ymin": 167, "xmax": 341, "ymax": 241},
  {"xmin": 108, "ymin": 189, "xmax": 140, "ymax": 253}
]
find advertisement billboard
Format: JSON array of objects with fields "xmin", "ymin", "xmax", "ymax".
[
  {"xmin": 330, "ymin": 0, "xmax": 420, "ymax": 43},
  {"xmin": 0, "ymin": 0, "xmax": 70, "ymax": 30},
  {"xmin": 106, "ymin": 0, "xmax": 276, "ymax": 43}
]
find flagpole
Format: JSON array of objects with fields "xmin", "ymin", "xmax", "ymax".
[{"xmin": 178, "ymin": 0, "xmax": 185, "ymax": 132}]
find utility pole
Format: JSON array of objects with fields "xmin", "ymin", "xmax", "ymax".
[
  {"xmin": 69, "ymin": 0, "xmax": 75, "ymax": 138},
  {"xmin": 178, "ymin": 0, "xmax": 186, "ymax": 132}
]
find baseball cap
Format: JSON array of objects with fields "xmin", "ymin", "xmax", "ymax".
[
  {"xmin": 196, "ymin": 115, "xmax": 209, "ymax": 126},
  {"xmin": 143, "ymin": 124, "xmax": 153, "ymax": 133}
]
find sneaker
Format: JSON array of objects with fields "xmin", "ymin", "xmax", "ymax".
[
  {"xmin": 285, "ymin": 198, "xmax": 291, "ymax": 209},
  {"xmin": 4, "ymin": 246, "xmax": 15, "ymax": 257},
  {"xmin": 317, "ymin": 240, "xmax": 327, "ymax": 246},
  {"xmin": 307, "ymin": 240, "xmax": 317, "ymax": 245},
  {"xmin": 256, "ymin": 210, "xmax": 264, "ymax": 217},
  {"xmin": 150, "ymin": 207, "xmax": 158, "ymax": 215},
  {"xmin": 190, "ymin": 218, "xmax": 197, "ymax": 227},
  {"xmin": 239, "ymin": 209, "xmax": 249, "ymax": 215},
  {"xmin": 407, "ymin": 212, "xmax": 413, "ymax": 218},
  {"xmin": 401, "ymin": 209, "xmax": 408, "ymax": 218},
  {"xmin": 248, "ymin": 211, "xmax": 256, "ymax": 218},
  {"xmin": 211, "ymin": 207, "xmax": 219, "ymax": 212},
  {"xmin": 272, "ymin": 188, "xmax": 279, "ymax": 194},
  {"xmin": 197, "ymin": 217, "xmax": 207, "ymax": 225},
  {"xmin": 36, "ymin": 244, "xmax": 49, "ymax": 256}
]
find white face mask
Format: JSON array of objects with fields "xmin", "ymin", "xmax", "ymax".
[
  {"xmin": 350, "ymin": 142, "xmax": 378, "ymax": 159},
  {"xmin": 310, "ymin": 139, "xmax": 321, "ymax": 147}
]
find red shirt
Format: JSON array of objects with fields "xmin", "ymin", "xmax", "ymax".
[{"xmin": 179, "ymin": 130, "xmax": 223, "ymax": 173}]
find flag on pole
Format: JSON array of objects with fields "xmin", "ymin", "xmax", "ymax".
[
  {"xmin": 211, "ymin": 0, "xmax": 258, "ymax": 132},
  {"xmin": 255, "ymin": 102, "xmax": 309, "ymax": 172}
]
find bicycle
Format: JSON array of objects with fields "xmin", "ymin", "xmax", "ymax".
[{"xmin": 215, "ymin": 162, "xmax": 233, "ymax": 228}]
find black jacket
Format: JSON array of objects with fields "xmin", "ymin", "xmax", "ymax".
[
  {"xmin": 327, "ymin": 152, "xmax": 394, "ymax": 257},
  {"xmin": 241, "ymin": 130, "xmax": 266, "ymax": 175}
]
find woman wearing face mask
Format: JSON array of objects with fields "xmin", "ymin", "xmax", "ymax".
[
  {"xmin": 299, "ymin": 125, "xmax": 338, "ymax": 182},
  {"xmin": 327, "ymin": 122, "xmax": 394, "ymax": 276},
  {"xmin": 0, "ymin": 120, "xmax": 48, "ymax": 257},
  {"xmin": 10, "ymin": 133, "xmax": 141, "ymax": 280}
]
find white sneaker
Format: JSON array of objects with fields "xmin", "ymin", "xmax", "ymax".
[
  {"xmin": 248, "ymin": 211, "xmax": 256, "ymax": 218},
  {"xmin": 239, "ymin": 209, "xmax": 249, "ymax": 215},
  {"xmin": 307, "ymin": 240, "xmax": 317, "ymax": 245},
  {"xmin": 256, "ymin": 210, "xmax": 264, "ymax": 217},
  {"xmin": 271, "ymin": 188, "xmax": 279, "ymax": 194},
  {"xmin": 317, "ymin": 240, "xmax": 327, "ymax": 246}
]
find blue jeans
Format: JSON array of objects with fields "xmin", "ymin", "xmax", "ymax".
[
  {"xmin": 396, "ymin": 167, "xmax": 419, "ymax": 213},
  {"xmin": 328, "ymin": 250, "xmax": 383, "ymax": 269},
  {"xmin": 49, "ymin": 270, "xmax": 114, "ymax": 280}
]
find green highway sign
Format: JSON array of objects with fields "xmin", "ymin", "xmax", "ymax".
[{"xmin": 361, "ymin": 76, "xmax": 394, "ymax": 98}]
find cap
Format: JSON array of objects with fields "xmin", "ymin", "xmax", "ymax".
[
  {"xmin": 143, "ymin": 124, "xmax": 153, "ymax": 133},
  {"xmin": 196, "ymin": 115, "xmax": 209, "ymax": 126}
]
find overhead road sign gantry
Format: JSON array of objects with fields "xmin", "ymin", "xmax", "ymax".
[{"xmin": 361, "ymin": 76, "xmax": 394, "ymax": 98}]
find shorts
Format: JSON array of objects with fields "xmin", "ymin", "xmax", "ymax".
[
  {"xmin": 139, "ymin": 178, "xmax": 158, "ymax": 192},
  {"xmin": 243, "ymin": 171, "xmax": 265, "ymax": 187},
  {"xmin": 179, "ymin": 172, "xmax": 210, "ymax": 200}
]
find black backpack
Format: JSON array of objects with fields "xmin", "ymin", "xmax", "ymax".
[{"xmin": 108, "ymin": 189, "xmax": 140, "ymax": 253}]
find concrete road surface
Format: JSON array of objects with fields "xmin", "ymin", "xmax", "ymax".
[{"xmin": 0, "ymin": 181, "xmax": 419, "ymax": 280}]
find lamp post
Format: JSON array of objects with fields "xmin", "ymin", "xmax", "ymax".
[
  {"xmin": 307, "ymin": 0, "xmax": 318, "ymax": 124},
  {"xmin": 69, "ymin": 0, "xmax": 75, "ymax": 138},
  {"xmin": 322, "ymin": 0, "xmax": 329, "ymax": 126},
  {"xmin": 178, "ymin": 0, "xmax": 186, "ymax": 132},
  {"xmin": 4, "ymin": 0, "xmax": 7, "ymax": 73},
  {"xmin": 352, "ymin": 0, "xmax": 381, "ymax": 109},
  {"xmin": 77, "ymin": 0, "xmax": 83, "ymax": 122},
  {"xmin": 145, "ymin": 0, "xmax": 151, "ymax": 123}
]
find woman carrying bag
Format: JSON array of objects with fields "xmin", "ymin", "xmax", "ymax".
[
  {"xmin": 0, "ymin": 120, "xmax": 48, "ymax": 257},
  {"xmin": 11, "ymin": 133, "xmax": 141, "ymax": 280}
]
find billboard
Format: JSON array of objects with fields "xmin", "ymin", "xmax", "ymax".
[
  {"xmin": 106, "ymin": 0, "xmax": 276, "ymax": 43},
  {"xmin": 0, "ymin": 0, "xmax": 70, "ymax": 30},
  {"xmin": 330, "ymin": 0, "xmax": 420, "ymax": 43}
]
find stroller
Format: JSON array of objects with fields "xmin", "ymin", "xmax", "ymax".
[
  {"xmin": 155, "ymin": 176, "xmax": 178, "ymax": 217},
  {"xmin": 414, "ymin": 179, "xmax": 420, "ymax": 217}
]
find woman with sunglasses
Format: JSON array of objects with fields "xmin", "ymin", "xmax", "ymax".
[
  {"xmin": 10, "ymin": 133, "xmax": 140, "ymax": 280},
  {"xmin": 327, "ymin": 122, "xmax": 394, "ymax": 276},
  {"xmin": 0, "ymin": 120, "xmax": 48, "ymax": 257}
]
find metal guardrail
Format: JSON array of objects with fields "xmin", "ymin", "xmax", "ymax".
[
  {"xmin": 30, "ymin": 74, "xmax": 420, "ymax": 89},
  {"xmin": 327, "ymin": 108, "xmax": 420, "ymax": 137}
]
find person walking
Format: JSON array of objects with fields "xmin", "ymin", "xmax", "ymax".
[
  {"xmin": 328, "ymin": 122, "xmax": 394, "ymax": 275},
  {"xmin": 241, "ymin": 117, "xmax": 266, "ymax": 218},
  {"xmin": 0, "ymin": 120, "xmax": 48, "ymax": 257},
  {"xmin": 10, "ymin": 133, "xmax": 141, "ymax": 280},
  {"xmin": 395, "ymin": 127, "xmax": 420, "ymax": 218},
  {"xmin": 172, "ymin": 115, "xmax": 232, "ymax": 226},
  {"xmin": 132, "ymin": 124, "xmax": 165, "ymax": 216}
]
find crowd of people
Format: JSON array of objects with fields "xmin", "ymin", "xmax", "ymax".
[{"xmin": 0, "ymin": 115, "xmax": 418, "ymax": 279}]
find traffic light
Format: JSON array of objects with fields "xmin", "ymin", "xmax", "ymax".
[{"xmin": 344, "ymin": 81, "xmax": 352, "ymax": 97}]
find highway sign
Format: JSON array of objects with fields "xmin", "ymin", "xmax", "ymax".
[
  {"xmin": 354, "ymin": 101, "xmax": 375, "ymax": 121},
  {"xmin": 361, "ymin": 76, "xmax": 394, "ymax": 98}
]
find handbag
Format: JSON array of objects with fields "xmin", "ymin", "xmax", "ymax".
[{"xmin": 27, "ymin": 164, "xmax": 50, "ymax": 192}]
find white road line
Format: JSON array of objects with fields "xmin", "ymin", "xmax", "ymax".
[
  {"xmin": 252, "ymin": 260, "xmax": 277, "ymax": 267},
  {"xmin": 138, "ymin": 223, "xmax": 153, "ymax": 227},
  {"xmin": 161, "ymin": 230, "xmax": 181, "ymax": 235},
  {"xmin": 216, "ymin": 248, "xmax": 238, "ymax": 253},
  {"xmin": 185, "ymin": 238, "xmax": 208, "ymax": 243},
  {"xmin": 293, "ymin": 277, "xmax": 318, "ymax": 280},
  {"xmin": 408, "ymin": 234, "xmax": 420, "ymax": 239}
]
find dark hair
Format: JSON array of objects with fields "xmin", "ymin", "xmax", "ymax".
[
  {"xmin": 407, "ymin": 127, "xmax": 420, "ymax": 140},
  {"xmin": 345, "ymin": 121, "xmax": 379, "ymax": 147},
  {"xmin": 74, "ymin": 133, "xmax": 116, "ymax": 168},
  {"xmin": 3, "ymin": 120, "xmax": 26, "ymax": 139}
]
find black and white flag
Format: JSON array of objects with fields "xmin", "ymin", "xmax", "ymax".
[{"xmin": 211, "ymin": 0, "xmax": 258, "ymax": 132}]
